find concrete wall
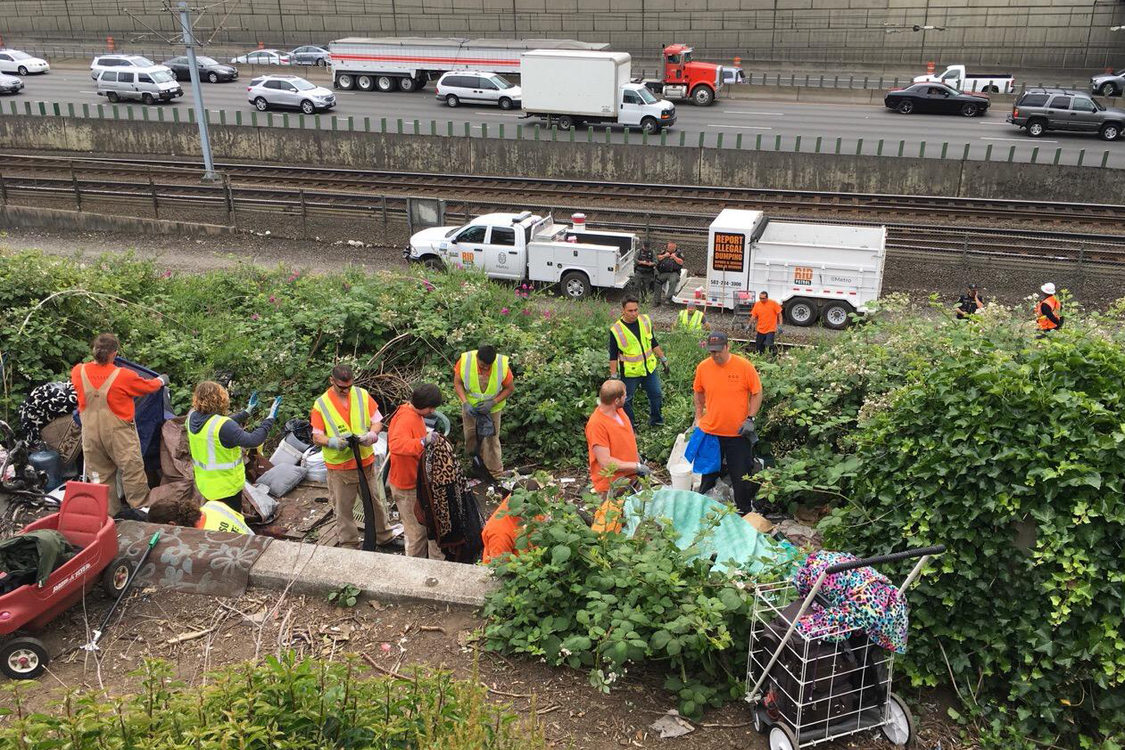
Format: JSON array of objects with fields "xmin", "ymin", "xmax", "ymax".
[
  {"xmin": 0, "ymin": 115, "xmax": 1120, "ymax": 204},
  {"xmin": 2, "ymin": 0, "xmax": 1124, "ymax": 68}
]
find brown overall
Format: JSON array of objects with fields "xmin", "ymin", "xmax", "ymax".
[{"xmin": 79, "ymin": 365, "xmax": 150, "ymax": 514}]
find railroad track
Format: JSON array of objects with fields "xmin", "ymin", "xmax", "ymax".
[{"xmin": 3, "ymin": 152, "xmax": 1125, "ymax": 226}]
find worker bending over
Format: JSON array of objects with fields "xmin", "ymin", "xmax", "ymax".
[
  {"xmin": 609, "ymin": 297, "xmax": 670, "ymax": 428},
  {"xmin": 310, "ymin": 365, "xmax": 403, "ymax": 552},
  {"xmin": 454, "ymin": 344, "xmax": 514, "ymax": 479},
  {"xmin": 388, "ymin": 383, "xmax": 445, "ymax": 559},
  {"xmin": 147, "ymin": 496, "xmax": 252, "ymax": 535},
  {"xmin": 586, "ymin": 379, "xmax": 649, "ymax": 532},
  {"xmin": 187, "ymin": 381, "xmax": 280, "ymax": 512},
  {"xmin": 71, "ymin": 333, "xmax": 167, "ymax": 514},
  {"xmin": 480, "ymin": 479, "xmax": 542, "ymax": 564}
]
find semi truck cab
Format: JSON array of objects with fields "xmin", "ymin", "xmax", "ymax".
[{"xmin": 644, "ymin": 44, "xmax": 727, "ymax": 106}]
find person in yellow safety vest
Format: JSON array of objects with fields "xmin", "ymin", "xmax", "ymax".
[
  {"xmin": 147, "ymin": 496, "xmax": 253, "ymax": 535},
  {"xmin": 453, "ymin": 345, "xmax": 514, "ymax": 479},
  {"xmin": 186, "ymin": 381, "xmax": 281, "ymax": 513},
  {"xmin": 676, "ymin": 301, "xmax": 708, "ymax": 332},
  {"xmin": 310, "ymin": 364, "xmax": 404, "ymax": 552},
  {"xmin": 608, "ymin": 296, "xmax": 671, "ymax": 428},
  {"xmin": 1036, "ymin": 282, "xmax": 1062, "ymax": 334}
]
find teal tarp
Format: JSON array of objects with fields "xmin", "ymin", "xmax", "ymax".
[{"xmin": 621, "ymin": 489, "xmax": 799, "ymax": 575}]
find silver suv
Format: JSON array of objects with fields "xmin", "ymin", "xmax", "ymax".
[
  {"xmin": 1090, "ymin": 69, "xmax": 1123, "ymax": 98},
  {"xmin": 1008, "ymin": 88, "xmax": 1124, "ymax": 141},
  {"xmin": 247, "ymin": 74, "xmax": 335, "ymax": 114}
]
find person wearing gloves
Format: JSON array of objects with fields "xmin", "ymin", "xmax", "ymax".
[
  {"xmin": 187, "ymin": 380, "xmax": 281, "ymax": 513},
  {"xmin": 586, "ymin": 379, "xmax": 649, "ymax": 533},
  {"xmin": 453, "ymin": 344, "xmax": 514, "ymax": 480},
  {"xmin": 388, "ymin": 383, "xmax": 445, "ymax": 559},
  {"xmin": 71, "ymin": 332, "xmax": 168, "ymax": 515},
  {"xmin": 692, "ymin": 331, "xmax": 763, "ymax": 514},
  {"xmin": 311, "ymin": 364, "xmax": 404, "ymax": 552},
  {"xmin": 608, "ymin": 296, "xmax": 671, "ymax": 428},
  {"xmin": 1035, "ymin": 282, "xmax": 1062, "ymax": 334}
]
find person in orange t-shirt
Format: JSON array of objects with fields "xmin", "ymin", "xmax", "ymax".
[
  {"xmin": 71, "ymin": 333, "xmax": 167, "ymax": 513},
  {"xmin": 749, "ymin": 291, "xmax": 784, "ymax": 356},
  {"xmin": 387, "ymin": 383, "xmax": 445, "ymax": 559},
  {"xmin": 480, "ymin": 479, "xmax": 544, "ymax": 564},
  {"xmin": 692, "ymin": 331, "xmax": 763, "ymax": 514},
  {"xmin": 586, "ymin": 379, "xmax": 649, "ymax": 532}
]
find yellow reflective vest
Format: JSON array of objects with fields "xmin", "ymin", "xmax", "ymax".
[
  {"xmin": 458, "ymin": 350, "xmax": 511, "ymax": 413},
  {"xmin": 610, "ymin": 315, "xmax": 657, "ymax": 378},
  {"xmin": 312, "ymin": 387, "xmax": 375, "ymax": 467},
  {"xmin": 677, "ymin": 309, "xmax": 704, "ymax": 331},
  {"xmin": 187, "ymin": 413, "xmax": 245, "ymax": 501},
  {"xmin": 197, "ymin": 500, "xmax": 252, "ymax": 535}
]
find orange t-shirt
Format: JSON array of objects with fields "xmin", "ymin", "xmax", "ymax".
[
  {"xmin": 309, "ymin": 388, "xmax": 381, "ymax": 471},
  {"xmin": 693, "ymin": 355, "xmax": 762, "ymax": 437},
  {"xmin": 71, "ymin": 362, "xmax": 164, "ymax": 423},
  {"xmin": 585, "ymin": 407, "xmax": 639, "ymax": 494},
  {"xmin": 481, "ymin": 497, "xmax": 521, "ymax": 563},
  {"xmin": 387, "ymin": 403, "xmax": 427, "ymax": 490},
  {"xmin": 750, "ymin": 299, "xmax": 783, "ymax": 334}
]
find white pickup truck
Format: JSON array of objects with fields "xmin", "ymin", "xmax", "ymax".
[
  {"xmin": 407, "ymin": 211, "xmax": 637, "ymax": 299},
  {"xmin": 913, "ymin": 64, "xmax": 1015, "ymax": 94}
]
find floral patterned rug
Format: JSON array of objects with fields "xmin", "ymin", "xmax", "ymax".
[{"xmin": 115, "ymin": 521, "xmax": 273, "ymax": 597}]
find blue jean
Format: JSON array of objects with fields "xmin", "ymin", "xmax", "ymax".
[
  {"xmin": 755, "ymin": 331, "xmax": 777, "ymax": 355},
  {"xmin": 623, "ymin": 370, "xmax": 663, "ymax": 426}
]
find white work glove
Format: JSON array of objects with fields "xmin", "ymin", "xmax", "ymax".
[
  {"xmin": 158, "ymin": 373, "xmax": 170, "ymax": 386},
  {"xmin": 326, "ymin": 433, "xmax": 353, "ymax": 451},
  {"xmin": 358, "ymin": 431, "xmax": 377, "ymax": 446},
  {"xmin": 738, "ymin": 417, "xmax": 756, "ymax": 438}
]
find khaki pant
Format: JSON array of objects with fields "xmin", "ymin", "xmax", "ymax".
[
  {"xmin": 83, "ymin": 421, "xmax": 150, "ymax": 516},
  {"xmin": 326, "ymin": 462, "xmax": 396, "ymax": 547},
  {"xmin": 461, "ymin": 410, "xmax": 503, "ymax": 478},
  {"xmin": 390, "ymin": 485, "xmax": 442, "ymax": 559}
]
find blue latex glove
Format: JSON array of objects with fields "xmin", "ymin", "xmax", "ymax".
[
  {"xmin": 246, "ymin": 391, "xmax": 260, "ymax": 414},
  {"xmin": 268, "ymin": 396, "xmax": 282, "ymax": 419}
]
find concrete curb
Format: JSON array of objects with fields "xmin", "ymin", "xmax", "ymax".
[
  {"xmin": 0, "ymin": 205, "xmax": 235, "ymax": 235},
  {"xmin": 247, "ymin": 538, "xmax": 498, "ymax": 608}
]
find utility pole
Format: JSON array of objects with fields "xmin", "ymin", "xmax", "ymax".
[{"xmin": 177, "ymin": 1, "xmax": 217, "ymax": 182}]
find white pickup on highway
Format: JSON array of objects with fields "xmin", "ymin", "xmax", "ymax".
[
  {"xmin": 912, "ymin": 64, "xmax": 1015, "ymax": 94},
  {"xmin": 407, "ymin": 211, "xmax": 637, "ymax": 299},
  {"xmin": 671, "ymin": 209, "xmax": 886, "ymax": 329}
]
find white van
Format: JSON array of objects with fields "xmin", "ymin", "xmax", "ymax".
[
  {"xmin": 434, "ymin": 70, "xmax": 521, "ymax": 109},
  {"xmin": 95, "ymin": 66, "xmax": 183, "ymax": 104}
]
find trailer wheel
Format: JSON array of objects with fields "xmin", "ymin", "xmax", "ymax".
[
  {"xmin": 882, "ymin": 693, "xmax": 916, "ymax": 747},
  {"xmin": 337, "ymin": 74, "xmax": 354, "ymax": 90},
  {"xmin": 784, "ymin": 298, "xmax": 817, "ymax": 327},
  {"xmin": 375, "ymin": 76, "xmax": 395, "ymax": 92},
  {"xmin": 822, "ymin": 302, "xmax": 853, "ymax": 330},
  {"xmin": 560, "ymin": 271, "xmax": 592, "ymax": 300},
  {"xmin": 357, "ymin": 75, "xmax": 374, "ymax": 91},
  {"xmin": 640, "ymin": 117, "xmax": 659, "ymax": 134},
  {"xmin": 103, "ymin": 558, "xmax": 134, "ymax": 597},
  {"xmin": 398, "ymin": 77, "xmax": 417, "ymax": 92},
  {"xmin": 690, "ymin": 85, "xmax": 715, "ymax": 106},
  {"xmin": 557, "ymin": 115, "xmax": 574, "ymax": 130},
  {"xmin": 767, "ymin": 725, "xmax": 797, "ymax": 750},
  {"xmin": 1, "ymin": 637, "xmax": 49, "ymax": 680}
]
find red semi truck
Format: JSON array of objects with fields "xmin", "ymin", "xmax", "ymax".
[{"xmin": 642, "ymin": 44, "xmax": 741, "ymax": 106}]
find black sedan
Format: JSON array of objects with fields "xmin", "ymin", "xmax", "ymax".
[
  {"xmin": 884, "ymin": 83, "xmax": 989, "ymax": 117},
  {"xmin": 163, "ymin": 56, "xmax": 238, "ymax": 83}
]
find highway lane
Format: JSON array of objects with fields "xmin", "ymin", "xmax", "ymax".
[{"xmin": 4, "ymin": 64, "xmax": 1123, "ymax": 170}]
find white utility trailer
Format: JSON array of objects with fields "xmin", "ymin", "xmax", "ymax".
[{"xmin": 671, "ymin": 209, "xmax": 886, "ymax": 329}]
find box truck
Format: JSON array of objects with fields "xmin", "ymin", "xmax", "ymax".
[
  {"xmin": 671, "ymin": 209, "xmax": 886, "ymax": 329},
  {"xmin": 520, "ymin": 50, "xmax": 676, "ymax": 133}
]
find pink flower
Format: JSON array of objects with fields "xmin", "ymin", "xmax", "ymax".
[
  {"xmin": 543, "ymin": 310, "xmax": 552, "ymax": 318},
  {"xmin": 160, "ymin": 270, "xmax": 172, "ymax": 279},
  {"xmin": 500, "ymin": 307, "xmax": 510, "ymax": 315},
  {"xmin": 268, "ymin": 295, "xmax": 277, "ymax": 304},
  {"xmin": 522, "ymin": 309, "xmax": 531, "ymax": 316},
  {"xmin": 287, "ymin": 272, "xmax": 300, "ymax": 282},
  {"xmin": 251, "ymin": 314, "xmax": 260, "ymax": 321}
]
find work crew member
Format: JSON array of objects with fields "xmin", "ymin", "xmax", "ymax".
[
  {"xmin": 187, "ymin": 381, "xmax": 280, "ymax": 513},
  {"xmin": 310, "ymin": 364, "xmax": 404, "ymax": 552},
  {"xmin": 147, "ymin": 496, "xmax": 253, "ymax": 535},
  {"xmin": 71, "ymin": 333, "xmax": 167, "ymax": 515},
  {"xmin": 387, "ymin": 383, "xmax": 445, "ymax": 559},
  {"xmin": 954, "ymin": 283, "xmax": 986, "ymax": 319},
  {"xmin": 676, "ymin": 301, "xmax": 707, "ymax": 332},
  {"xmin": 749, "ymin": 291, "xmax": 783, "ymax": 355},
  {"xmin": 454, "ymin": 344, "xmax": 514, "ymax": 479},
  {"xmin": 586, "ymin": 379, "xmax": 650, "ymax": 532},
  {"xmin": 693, "ymin": 331, "xmax": 763, "ymax": 514},
  {"xmin": 655, "ymin": 242, "xmax": 685, "ymax": 305},
  {"xmin": 480, "ymin": 479, "xmax": 543, "ymax": 564},
  {"xmin": 609, "ymin": 297, "xmax": 670, "ymax": 427},
  {"xmin": 1036, "ymin": 282, "xmax": 1062, "ymax": 333}
]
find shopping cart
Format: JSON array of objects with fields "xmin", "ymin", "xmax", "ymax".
[{"xmin": 745, "ymin": 545, "xmax": 945, "ymax": 750}]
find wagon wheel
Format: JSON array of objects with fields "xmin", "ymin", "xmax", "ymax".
[
  {"xmin": 1, "ymin": 637, "xmax": 49, "ymax": 680},
  {"xmin": 102, "ymin": 558, "xmax": 134, "ymax": 598}
]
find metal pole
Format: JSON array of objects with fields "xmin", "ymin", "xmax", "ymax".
[{"xmin": 178, "ymin": 2, "xmax": 217, "ymax": 182}]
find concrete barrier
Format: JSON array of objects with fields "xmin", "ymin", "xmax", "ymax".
[{"xmin": 0, "ymin": 204, "xmax": 235, "ymax": 235}]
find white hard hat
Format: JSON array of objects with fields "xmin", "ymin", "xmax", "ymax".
[{"xmin": 1040, "ymin": 282, "xmax": 1056, "ymax": 295}]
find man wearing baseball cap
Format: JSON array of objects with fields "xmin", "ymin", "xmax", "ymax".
[
  {"xmin": 1036, "ymin": 282, "xmax": 1062, "ymax": 334},
  {"xmin": 954, "ymin": 283, "xmax": 985, "ymax": 320},
  {"xmin": 691, "ymin": 331, "xmax": 763, "ymax": 514}
]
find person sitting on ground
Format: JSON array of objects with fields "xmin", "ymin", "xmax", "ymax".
[
  {"xmin": 147, "ymin": 496, "xmax": 253, "ymax": 535},
  {"xmin": 480, "ymin": 479, "xmax": 543, "ymax": 564},
  {"xmin": 954, "ymin": 283, "xmax": 985, "ymax": 319}
]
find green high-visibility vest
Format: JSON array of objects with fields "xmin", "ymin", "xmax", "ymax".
[
  {"xmin": 187, "ymin": 413, "xmax": 245, "ymax": 501},
  {"xmin": 198, "ymin": 500, "xmax": 252, "ymax": 535},
  {"xmin": 678, "ymin": 309, "xmax": 704, "ymax": 331},
  {"xmin": 610, "ymin": 315, "xmax": 656, "ymax": 378},
  {"xmin": 312, "ymin": 386, "xmax": 375, "ymax": 467},
  {"xmin": 459, "ymin": 350, "xmax": 510, "ymax": 412}
]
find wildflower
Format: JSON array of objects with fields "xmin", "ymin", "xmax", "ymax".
[
  {"xmin": 268, "ymin": 295, "xmax": 276, "ymax": 304},
  {"xmin": 160, "ymin": 270, "xmax": 173, "ymax": 279},
  {"xmin": 287, "ymin": 272, "xmax": 300, "ymax": 282},
  {"xmin": 251, "ymin": 313, "xmax": 260, "ymax": 321},
  {"xmin": 543, "ymin": 310, "xmax": 552, "ymax": 319},
  {"xmin": 522, "ymin": 309, "xmax": 531, "ymax": 315},
  {"xmin": 500, "ymin": 307, "xmax": 510, "ymax": 315}
]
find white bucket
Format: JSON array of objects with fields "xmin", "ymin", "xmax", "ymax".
[{"xmin": 669, "ymin": 463, "xmax": 693, "ymax": 491}]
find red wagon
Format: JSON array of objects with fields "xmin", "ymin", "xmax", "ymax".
[{"xmin": 0, "ymin": 481, "xmax": 130, "ymax": 679}]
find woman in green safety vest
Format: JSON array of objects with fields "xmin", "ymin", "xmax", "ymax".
[{"xmin": 186, "ymin": 381, "xmax": 281, "ymax": 512}]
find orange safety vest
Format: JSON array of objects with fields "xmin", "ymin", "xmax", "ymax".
[{"xmin": 1036, "ymin": 295, "xmax": 1060, "ymax": 330}]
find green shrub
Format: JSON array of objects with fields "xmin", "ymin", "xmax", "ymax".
[{"xmin": 0, "ymin": 653, "xmax": 545, "ymax": 749}]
